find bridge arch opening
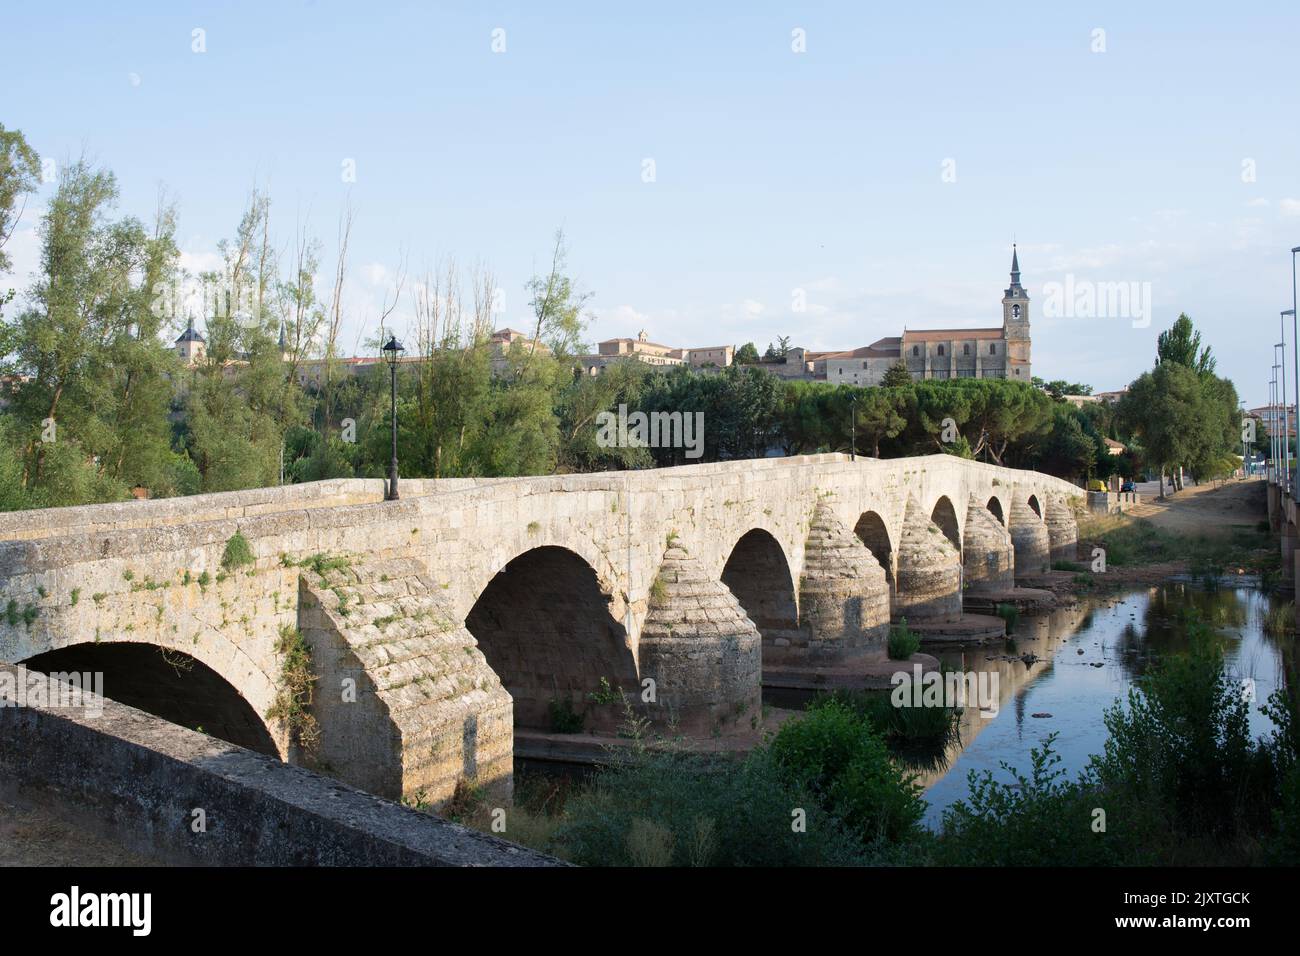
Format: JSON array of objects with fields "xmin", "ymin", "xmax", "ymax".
[
  {"xmin": 465, "ymin": 546, "xmax": 636, "ymax": 733},
  {"xmin": 19, "ymin": 643, "xmax": 278, "ymax": 755},
  {"xmin": 1027, "ymin": 494, "xmax": 1043, "ymax": 518},
  {"xmin": 987, "ymin": 496, "xmax": 1005, "ymax": 526},
  {"xmin": 853, "ymin": 511, "xmax": 894, "ymax": 585},
  {"xmin": 721, "ymin": 529, "xmax": 800, "ymax": 647},
  {"xmin": 930, "ymin": 496, "xmax": 961, "ymax": 551}
]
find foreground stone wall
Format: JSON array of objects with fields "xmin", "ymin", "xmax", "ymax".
[{"xmin": 0, "ymin": 665, "xmax": 560, "ymax": 866}]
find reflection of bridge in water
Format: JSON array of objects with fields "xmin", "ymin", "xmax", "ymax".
[{"xmin": 913, "ymin": 601, "xmax": 1096, "ymax": 792}]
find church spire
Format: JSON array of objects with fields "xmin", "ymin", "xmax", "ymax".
[{"xmin": 1009, "ymin": 244, "xmax": 1021, "ymax": 287}]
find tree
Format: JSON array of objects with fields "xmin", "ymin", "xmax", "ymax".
[
  {"xmin": 0, "ymin": 124, "xmax": 40, "ymax": 277},
  {"xmin": 1157, "ymin": 313, "xmax": 1216, "ymax": 375},
  {"xmin": 734, "ymin": 342, "xmax": 760, "ymax": 365},
  {"xmin": 880, "ymin": 362, "xmax": 913, "ymax": 388},
  {"xmin": 524, "ymin": 229, "xmax": 591, "ymax": 365},
  {"xmin": 1117, "ymin": 363, "xmax": 1204, "ymax": 498}
]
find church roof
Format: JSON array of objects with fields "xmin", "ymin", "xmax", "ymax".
[
  {"xmin": 902, "ymin": 327, "xmax": 1005, "ymax": 342},
  {"xmin": 175, "ymin": 320, "xmax": 204, "ymax": 344}
]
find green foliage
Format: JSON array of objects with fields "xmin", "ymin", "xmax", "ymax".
[
  {"xmin": 768, "ymin": 697, "xmax": 925, "ymax": 844},
  {"xmin": 552, "ymin": 747, "xmax": 870, "ymax": 866},
  {"xmin": 220, "ymin": 532, "xmax": 255, "ymax": 570},
  {"xmin": 266, "ymin": 625, "xmax": 318, "ymax": 748},
  {"xmin": 547, "ymin": 697, "xmax": 586, "ymax": 734},
  {"xmin": 887, "ymin": 619, "xmax": 921, "ymax": 659}
]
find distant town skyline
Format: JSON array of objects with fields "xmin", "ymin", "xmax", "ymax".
[{"xmin": 5, "ymin": 2, "xmax": 1300, "ymax": 405}]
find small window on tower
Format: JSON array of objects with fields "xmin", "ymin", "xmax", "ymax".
[
  {"xmin": 912, "ymin": 346, "xmax": 919, "ymax": 356},
  {"xmin": 990, "ymin": 344, "xmax": 996, "ymax": 354},
  {"xmin": 1012, "ymin": 305, "xmax": 1020, "ymax": 319},
  {"xmin": 963, "ymin": 344, "xmax": 970, "ymax": 356},
  {"xmin": 937, "ymin": 345, "xmax": 944, "ymax": 356}
]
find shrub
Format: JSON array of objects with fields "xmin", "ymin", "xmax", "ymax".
[
  {"xmin": 221, "ymin": 532, "xmax": 255, "ymax": 570},
  {"xmin": 888, "ymin": 620, "xmax": 921, "ymax": 660},
  {"xmin": 768, "ymin": 697, "xmax": 925, "ymax": 844},
  {"xmin": 551, "ymin": 747, "xmax": 870, "ymax": 866},
  {"xmin": 547, "ymin": 697, "xmax": 586, "ymax": 734}
]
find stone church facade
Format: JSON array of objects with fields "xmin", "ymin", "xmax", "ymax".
[{"xmin": 817, "ymin": 247, "xmax": 1032, "ymax": 385}]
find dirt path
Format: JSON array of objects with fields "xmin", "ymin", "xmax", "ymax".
[{"xmin": 1120, "ymin": 477, "xmax": 1267, "ymax": 536}]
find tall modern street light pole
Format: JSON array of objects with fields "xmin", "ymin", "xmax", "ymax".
[
  {"xmin": 382, "ymin": 335, "xmax": 405, "ymax": 501},
  {"xmin": 1272, "ymin": 364, "xmax": 1280, "ymax": 484},
  {"xmin": 849, "ymin": 395, "xmax": 859, "ymax": 461},
  {"xmin": 1280, "ymin": 337, "xmax": 1290, "ymax": 492}
]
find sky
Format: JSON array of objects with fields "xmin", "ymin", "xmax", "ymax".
[{"xmin": 4, "ymin": 1, "xmax": 1300, "ymax": 406}]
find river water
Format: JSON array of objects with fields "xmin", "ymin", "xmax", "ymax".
[{"xmin": 917, "ymin": 583, "xmax": 1295, "ymax": 829}]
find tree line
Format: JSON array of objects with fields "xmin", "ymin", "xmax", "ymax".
[{"xmin": 0, "ymin": 125, "xmax": 1245, "ymax": 511}]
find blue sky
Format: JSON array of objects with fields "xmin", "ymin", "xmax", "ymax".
[{"xmin": 5, "ymin": 1, "xmax": 1300, "ymax": 404}]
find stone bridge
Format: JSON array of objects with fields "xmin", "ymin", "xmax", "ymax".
[{"xmin": 0, "ymin": 453, "xmax": 1082, "ymax": 808}]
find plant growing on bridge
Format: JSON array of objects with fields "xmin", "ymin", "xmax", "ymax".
[
  {"xmin": 267, "ymin": 625, "xmax": 319, "ymax": 749},
  {"xmin": 221, "ymin": 532, "xmax": 255, "ymax": 570}
]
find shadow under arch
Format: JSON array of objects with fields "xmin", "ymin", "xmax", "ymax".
[
  {"xmin": 930, "ymin": 495, "xmax": 961, "ymax": 551},
  {"xmin": 721, "ymin": 528, "xmax": 800, "ymax": 648},
  {"xmin": 987, "ymin": 496, "xmax": 1005, "ymax": 526},
  {"xmin": 20, "ymin": 642, "xmax": 278, "ymax": 755},
  {"xmin": 1027, "ymin": 493, "xmax": 1043, "ymax": 518},
  {"xmin": 465, "ymin": 545, "xmax": 636, "ymax": 731},
  {"xmin": 853, "ymin": 511, "xmax": 894, "ymax": 586}
]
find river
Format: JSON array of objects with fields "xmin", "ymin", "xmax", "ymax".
[{"xmin": 917, "ymin": 582, "xmax": 1295, "ymax": 829}]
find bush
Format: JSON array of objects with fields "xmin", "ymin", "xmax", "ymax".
[
  {"xmin": 888, "ymin": 619, "xmax": 921, "ymax": 660},
  {"xmin": 935, "ymin": 735, "xmax": 1146, "ymax": 866},
  {"xmin": 221, "ymin": 531, "xmax": 255, "ymax": 570},
  {"xmin": 551, "ymin": 747, "xmax": 870, "ymax": 866},
  {"xmin": 768, "ymin": 697, "xmax": 925, "ymax": 844}
]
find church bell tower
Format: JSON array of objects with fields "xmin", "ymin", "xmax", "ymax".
[{"xmin": 1001, "ymin": 245, "xmax": 1031, "ymax": 379}]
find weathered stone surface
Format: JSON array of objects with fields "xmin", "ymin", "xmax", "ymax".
[
  {"xmin": 0, "ymin": 453, "xmax": 1084, "ymax": 808},
  {"xmin": 1045, "ymin": 495, "xmax": 1080, "ymax": 563},
  {"xmin": 1009, "ymin": 496, "xmax": 1051, "ymax": 577},
  {"xmin": 795, "ymin": 500, "xmax": 890, "ymax": 656},
  {"xmin": 0, "ymin": 665, "xmax": 560, "ymax": 866},
  {"xmin": 299, "ymin": 556, "xmax": 513, "ymax": 809},
  {"xmin": 963, "ymin": 495, "xmax": 1015, "ymax": 592},
  {"xmin": 894, "ymin": 497, "xmax": 962, "ymax": 622},
  {"xmin": 637, "ymin": 546, "xmax": 761, "ymax": 735}
]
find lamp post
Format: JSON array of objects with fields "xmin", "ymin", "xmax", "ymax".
[
  {"xmin": 1288, "ymin": 305, "xmax": 1298, "ymax": 491},
  {"xmin": 1280, "ymin": 338, "xmax": 1290, "ymax": 493},
  {"xmin": 1292, "ymin": 246, "xmax": 1300, "ymax": 489},
  {"xmin": 1272, "ymin": 364, "xmax": 1280, "ymax": 484},
  {"xmin": 381, "ymin": 335, "xmax": 405, "ymax": 501}
]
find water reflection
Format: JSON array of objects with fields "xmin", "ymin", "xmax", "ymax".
[{"xmin": 918, "ymin": 584, "xmax": 1293, "ymax": 829}]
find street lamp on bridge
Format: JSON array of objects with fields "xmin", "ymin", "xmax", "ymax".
[{"xmin": 382, "ymin": 334, "xmax": 405, "ymax": 501}]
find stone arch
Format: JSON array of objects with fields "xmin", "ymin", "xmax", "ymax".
[
  {"xmin": 853, "ymin": 511, "xmax": 895, "ymax": 586},
  {"xmin": 19, "ymin": 642, "xmax": 278, "ymax": 756},
  {"xmin": 1027, "ymin": 493, "xmax": 1043, "ymax": 518},
  {"xmin": 721, "ymin": 528, "xmax": 801, "ymax": 649},
  {"xmin": 465, "ymin": 546, "xmax": 636, "ymax": 732},
  {"xmin": 987, "ymin": 496, "xmax": 1005, "ymax": 526},
  {"xmin": 929, "ymin": 495, "xmax": 962, "ymax": 551}
]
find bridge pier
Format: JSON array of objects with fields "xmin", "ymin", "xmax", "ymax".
[
  {"xmin": 792, "ymin": 501, "xmax": 891, "ymax": 658},
  {"xmin": 298, "ymin": 557, "xmax": 513, "ymax": 808},
  {"xmin": 1281, "ymin": 519, "xmax": 1297, "ymax": 595},
  {"xmin": 962, "ymin": 495, "xmax": 1015, "ymax": 592},
  {"xmin": 1009, "ymin": 497, "xmax": 1051, "ymax": 578},
  {"xmin": 1045, "ymin": 496, "xmax": 1080, "ymax": 564},
  {"xmin": 1268, "ymin": 482, "xmax": 1282, "ymax": 533},
  {"xmin": 638, "ymin": 546, "xmax": 761, "ymax": 735},
  {"xmin": 893, "ymin": 497, "xmax": 962, "ymax": 623}
]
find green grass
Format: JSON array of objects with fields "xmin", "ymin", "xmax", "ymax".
[
  {"xmin": 887, "ymin": 619, "xmax": 921, "ymax": 660},
  {"xmin": 220, "ymin": 532, "xmax": 255, "ymax": 570}
]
